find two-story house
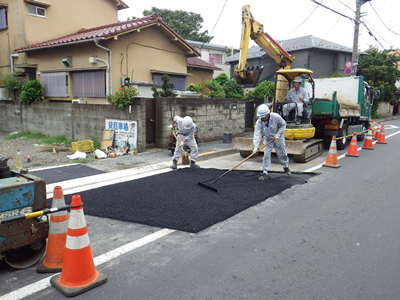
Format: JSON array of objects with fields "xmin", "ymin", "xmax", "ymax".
[
  {"xmin": 186, "ymin": 40, "xmax": 239, "ymax": 78},
  {"xmin": 226, "ymin": 35, "xmax": 362, "ymax": 86},
  {"xmin": 0, "ymin": 0, "xmax": 223, "ymax": 102}
]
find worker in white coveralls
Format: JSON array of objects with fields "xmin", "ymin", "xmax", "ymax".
[
  {"xmin": 283, "ymin": 76, "xmax": 309, "ymax": 125},
  {"xmin": 253, "ymin": 104, "xmax": 291, "ymax": 180},
  {"xmin": 169, "ymin": 116, "xmax": 200, "ymax": 169}
]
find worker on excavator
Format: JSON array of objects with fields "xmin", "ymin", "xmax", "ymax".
[
  {"xmin": 253, "ymin": 104, "xmax": 291, "ymax": 180},
  {"xmin": 169, "ymin": 116, "xmax": 200, "ymax": 169},
  {"xmin": 283, "ymin": 76, "xmax": 310, "ymax": 125}
]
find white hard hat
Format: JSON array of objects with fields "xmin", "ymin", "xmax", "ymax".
[
  {"xmin": 293, "ymin": 76, "xmax": 302, "ymax": 83},
  {"xmin": 257, "ymin": 104, "xmax": 270, "ymax": 118},
  {"xmin": 182, "ymin": 116, "xmax": 193, "ymax": 129}
]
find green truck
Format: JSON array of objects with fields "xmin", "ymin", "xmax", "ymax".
[{"xmin": 307, "ymin": 75, "xmax": 379, "ymax": 150}]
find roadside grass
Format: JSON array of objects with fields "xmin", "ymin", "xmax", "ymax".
[{"xmin": 4, "ymin": 131, "xmax": 101, "ymax": 164}]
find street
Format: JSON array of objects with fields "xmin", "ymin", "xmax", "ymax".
[{"xmin": 1, "ymin": 119, "xmax": 400, "ymax": 300}]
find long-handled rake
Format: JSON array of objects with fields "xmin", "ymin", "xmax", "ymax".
[
  {"xmin": 198, "ymin": 139, "xmax": 275, "ymax": 192},
  {"xmin": 171, "ymin": 129, "xmax": 190, "ymax": 165}
]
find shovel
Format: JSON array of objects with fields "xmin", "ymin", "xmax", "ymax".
[
  {"xmin": 171, "ymin": 129, "xmax": 190, "ymax": 165},
  {"xmin": 198, "ymin": 138, "xmax": 275, "ymax": 192}
]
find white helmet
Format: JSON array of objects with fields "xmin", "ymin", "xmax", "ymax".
[
  {"xmin": 182, "ymin": 116, "xmax": 193, "ymax": 129},
  {"xmin": 293, "ymin": 76, "xmax": 302, "ymax": 83},
  {"xmin": 257, "ymin": 104, "xmax": 270, "ymax": 118}
]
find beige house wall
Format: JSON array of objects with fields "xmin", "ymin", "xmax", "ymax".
[
  {"xmin": 0, "ymin": 0, "xmax": 120, "ymax": 74},
  {"xmin": 187, "ymin": 68, "xmax": 213, "ymax": 86}
]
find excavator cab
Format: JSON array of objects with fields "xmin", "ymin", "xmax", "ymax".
[{"xmin": 272, "ymin": 69, "xmax": 316, "ymax": 140}]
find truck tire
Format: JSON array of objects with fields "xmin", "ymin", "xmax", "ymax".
[
  {"xmin": 357, "ymin": 124, "xmax": 367, "ymax": 141},
  {"xmin": 337, "ymin": 123, "xmax": 348, "ymax": 150}
]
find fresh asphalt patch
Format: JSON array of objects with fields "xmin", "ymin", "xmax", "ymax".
[
  {"xmin": 47, "ymin": 168, "xmax": 315, "ymax": 233},
  {"xmin": 31, "ymin": 164, "xmax": 105, "ymax": 184}
]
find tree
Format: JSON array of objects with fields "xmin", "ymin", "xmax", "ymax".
[
  {"xmin": 143, "ymin": 7, "xmax": 213, "ymax": 43},
  {"xmin": 151, "ymin": 74, "xmax": 177, "ymax": 97},
  {"xmin": 358, "ymin": 47, "xmax": 400, "ymax": 114},
  {"xmin": 215, "ymin": 73, "xmax": 244, "ymax": 99}
]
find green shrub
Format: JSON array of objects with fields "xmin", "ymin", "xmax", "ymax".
[
  {"xmin": 151, "ymin": 74, "xmax": 176, "ymax": 97},
  {"xmin": 106, "ymin": 86, "xmax": 140, "ymax": 109},
  {"xmin": 19, "ymin": 80, "xmax": 44, "ymax": 104},
  {"xmin": 246, "ymin": 80, "xmax": 275, "ymax": 101}
]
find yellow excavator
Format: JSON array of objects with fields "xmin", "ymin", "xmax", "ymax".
[{"xmin": 233, "ymin": 4, "xmax": 323, "ymax": 163}]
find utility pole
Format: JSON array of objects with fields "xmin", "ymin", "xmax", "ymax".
[{"xmin": 352, "ymin": 0, "xmax": 370, "ymax": 75}]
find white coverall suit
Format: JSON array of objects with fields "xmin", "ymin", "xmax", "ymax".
[
  {"xmin": 253, "ymin": 112, "xmax": 289, "ymax": 175},
  {"xmin": 172, "ymin": 116, "xmax": 198, "ymax": 162}
]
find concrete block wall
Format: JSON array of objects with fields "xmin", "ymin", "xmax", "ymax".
[
  {"xmin": 155, "ymin": 97, "xmax": 246, "ymax": 148},
  {"xmin": 0, "ymin": 98, "xmax": 147, "ymax": 153}
]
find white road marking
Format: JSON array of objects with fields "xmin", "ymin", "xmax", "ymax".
[
  {"xmin": 0, "ymin": 228, "xmax": 175, "ymax": 300},
  {"xmin": 305, "ymin": 129, "xmax": 400, "ymax": 173}
]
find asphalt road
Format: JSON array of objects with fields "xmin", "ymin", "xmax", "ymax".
[{"xmin": 1, "ymin": 119, "xmax": 400, "ymax": 300}]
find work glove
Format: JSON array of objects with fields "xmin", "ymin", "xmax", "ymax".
[
  {"xmin": 168, "ymin": 125, "xmax": 173, "ymax": 130},
  {"xmin": 252, "ymin": 147, "xmax": 258, "ymax": 154},
  {"xmin": 274, "ymin": 133, "xmax": 281, "ymax": 140}
]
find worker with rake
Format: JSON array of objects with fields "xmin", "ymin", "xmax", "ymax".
[
  {"xmin": 169, "ymin": 116, "xmax": 200, "ymax": 169},
  {"xmin": 253, "ymin": 104, "xmax": 291, "ymax": 180}
]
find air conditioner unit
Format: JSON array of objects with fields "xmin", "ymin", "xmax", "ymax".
[{"xmin": 72, "ymin": 99, "xmax": 86, "ymax": 104}]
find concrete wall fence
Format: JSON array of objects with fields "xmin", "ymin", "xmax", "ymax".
[{"xmin": 0, "ymin": 98, "xmax": 246, "ymax": 152}]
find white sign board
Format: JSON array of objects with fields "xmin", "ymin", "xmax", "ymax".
[{"xmin": 105, "ymin": 119, "xmax": 137, "ymax": 150}]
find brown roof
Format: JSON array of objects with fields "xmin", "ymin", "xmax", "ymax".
[
  {"xmin": 14, "ymin": 13, "xmax": 200, "ymax": 57},
  {"xmin": 187, "ymin": 57, "xmax": 223, "ymax": 70}
]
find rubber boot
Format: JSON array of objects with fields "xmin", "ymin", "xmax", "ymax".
[
  {"xmin": 170, "ymin": 159, "xmax": 177, "ymax": 170},
  {"xmin": 284, "ymin": 167, "xmax": 292, "ymax": 176},
  {"xmin": 190, "ymin": 160, "xmax": 200, "ymax": 168}
]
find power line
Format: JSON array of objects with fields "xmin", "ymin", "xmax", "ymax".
[
  {"xmin": 368, "ymin": 2, "xmax": 400, "ymax": 36},
  {"xmin": 199, "ymin": 0, "xmax": 227, "ymax": 50}
]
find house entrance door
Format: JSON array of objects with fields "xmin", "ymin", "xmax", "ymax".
[{"xmin": 146, "ymin": 98, "xmax": 156, "ymax": 146}]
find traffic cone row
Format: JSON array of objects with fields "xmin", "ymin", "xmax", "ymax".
[
  {"xmin": 36, "ymin": 187, "xmax": 107, "ymax": 297},
  {"xmin": 322, "ymin": 122, "xmax": 387, "ymax": 167}
]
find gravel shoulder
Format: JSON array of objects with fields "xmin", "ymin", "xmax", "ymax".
[{"xmin": 0, "ymin": 131, "xmax": 75, "ymax": 170}]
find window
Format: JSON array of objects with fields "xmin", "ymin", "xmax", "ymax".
[
  {"xmin": 41, "ymin": 72, "xmax": 69, "ymax": 97},
  {"xmin": 209, "ymin": 53, "xmax": 222, "ymax": 64},
  {"xmin": 0, "ymin": 8, "xmax": 7, "ymax": 30},
  {"xmin": 73, "ymin": 71, "xmax": 106, "ymax": 97},
  {"xmin": 28, "ymin": 5, "xmax": 46, "ymax": 18},
  {"xmin": 338, "ymin": 53, "xmax": 352, "ymax": 71},
  {"xmin": 153, "ymin": 74, "xmax": 187, "ymax": 91}
]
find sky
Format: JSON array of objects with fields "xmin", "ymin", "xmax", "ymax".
[{"xmin": 118, "ymin": 0, "xmax": 400, "ymax": 52}]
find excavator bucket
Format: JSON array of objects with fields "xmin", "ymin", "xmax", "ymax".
[{"xmin": 236, "ymin": 67, "xmax": 264, "ymax": 85}]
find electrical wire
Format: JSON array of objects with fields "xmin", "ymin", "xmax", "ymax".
[
  {"xmin": 199, "ymin": 0, "xmax": 227, "ymax": 50},
  {"xmin": 282, "ymin": 1, "xmax": 321, "ymax": 40},
  {"xmin": 368, "ymin": 2, "xmax": 400, "ymax": 36}
]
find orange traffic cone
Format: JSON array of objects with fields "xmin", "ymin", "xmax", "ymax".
[
  {"xmin": 362, "ymin": 127, "xmax": 374, "ymax": 150},
  {"xmin": 36, "ymin": 186, "xmax": 69, "ymax": 273},
  {"xmin": 323, "ymin": 136, "xmax": 340, "ymax": 168},
  {"xmin": 370, "ymin": 121, "xmax": 376, "ymax": 136},
  {"xmin": 50, "ymin": 195, "xmax": 107, "ymax": 297},
  {"xmin": 346, "ymin": 132, "xmax": 359, "ymax": 157},
  {"xmin": 377, "ymin": 124, "xmax": 387, "ymax": 144},
  {"xmin": 373, "ymin": 122, "xmax": 381, "ymax": 140}
]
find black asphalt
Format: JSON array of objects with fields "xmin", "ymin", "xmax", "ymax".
[
  {"xmin": 31, "ymin": 164, "xmax": 105, "ymax": 184},
  {"xmin": 45, "ymin": 166, "xmax": 315, "ymax": 233}
]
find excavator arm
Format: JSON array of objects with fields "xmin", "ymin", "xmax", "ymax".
[{"xmin": 234, "ymin": 4, "xmax": 295, "ymax": 85}]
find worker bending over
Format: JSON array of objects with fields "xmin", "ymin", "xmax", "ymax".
[
  {"xmin": 253, "ymin": 104, "xmax": 291, "ymax": 180},
  {"xmin": 169, "ymin": 116, "xmax": 200, "ymax": 169},
  {"xmin": 283, "ymin": 76, "xmax": 309, "ymax": 125}
]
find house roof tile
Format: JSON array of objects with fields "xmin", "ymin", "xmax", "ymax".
[
  {"xmin": 14, "ymin": 13, "xmax": 199, "ymax": 56},
  {"xmin": 187, "ymin": 57, "xmax": 223, "ymax": 70}
]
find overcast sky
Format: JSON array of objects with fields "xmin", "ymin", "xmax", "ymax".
[{"xmin": 119, "ymin": 0, "xmax": 400, "ymax": 52}]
